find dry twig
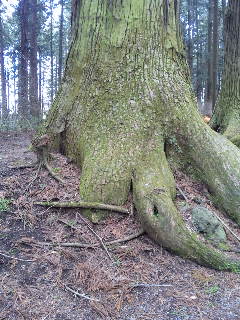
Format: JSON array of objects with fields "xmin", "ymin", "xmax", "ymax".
[
  {"xmin": 176, "ymin": 184, "xmax": 188, "ymax": 202},
  {"xmin": 131, "ymin": 282, "xmax": 173, "ymax": 288},
  {"xmin": 22, "ymin": 229, "xmax": 144, "ymax": 249},
  {"xmin": 0, "ymin": 251, "xmax": 34, "ymax": 262},
  {"xmin": 65, "ymin": 285, "xmax": 100, "ymax": 302},
  {"xmin": 77, "ymin": 213, "xmax": 115, "ymax": 263},
  {"xmin": 211, "ymin": 211, "xmax": 240, "ymax": 244}
]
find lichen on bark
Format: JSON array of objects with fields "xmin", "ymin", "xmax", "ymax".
[{"xmin": 42, "ymin": 0, "xmax": 240, "ymax": 271}]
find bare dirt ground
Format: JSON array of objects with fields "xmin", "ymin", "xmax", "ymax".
[{"xmin": 0, "ymin": 131, "xmax": 240, "ymax": 320}]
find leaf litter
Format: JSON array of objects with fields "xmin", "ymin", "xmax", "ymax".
[{"xmin": 0, "ymin": 131, "xmax": 239, "ymax": 320}]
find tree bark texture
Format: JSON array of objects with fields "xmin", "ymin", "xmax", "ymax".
[
  {"xmin": 58, "ymin": 0, "xmax": 64, "ymax": 86},
  {"xmin": 42, "ymin": 0, "xmax": 240, "ymax": 271},
  {"xmin": 29, "ymin": 0, "xmax": 40, "ymax": 120},
  {"xmin": 50, "ymin": 0, "xmax": 54, "ymax": 103},
  {"xmin": 0, "ymin": 6, "xmax": 8, "ymax": 120},
  {"xmin": 212, "ymin": 0, "xmax": 219, "ymax": 109},
  {"xmin": 18, "ymin": 0, "xmax": 29, "ymax": 120},
  {"xmin": 205, "ymin": 1, "xmax": 213, "ymax": 115},
  {"xmin": 211, "ymin": 0, "xmax": 240, "ymax": 147}
]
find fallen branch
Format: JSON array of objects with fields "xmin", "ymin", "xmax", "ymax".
[
  {"xmin": 176, "ymin": 184, "xmax": 188, "ymax": 202},
  {"xmin": 25, "ymin": 229, "xmax": 144, "ymax": 248},
  {"xmin": 35, "ymin": 201, "xmax": 129, "ymax": 214},
  {"xmin": 32, "ymin": 134, "xmax": 65, "ymax": 184},
  {"xmin": 0, "ymin": 251, "xmax": 34, "ymax": 262},
  {"xmin": 131, "ymin": 282, "xmax": 173, "ymax": 288},
  {"xmin": 65, "ymin": 285, "xmax": 100, "ymax": 302}
]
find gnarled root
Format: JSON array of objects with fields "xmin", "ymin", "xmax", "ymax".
[
  {"xmin": 178, "ymin": 114, "xmax": 240, "ymax": 226},
  {"xmin": 133, "ymin": 148, "xmax": 240, "ymax": 272},
  {"xmin": 32, "ymin": 134, "xmax": 65, "ymax": 184}
]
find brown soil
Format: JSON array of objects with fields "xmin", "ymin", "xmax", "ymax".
[{"xmin": 0, "ymin": 131, "xmax": 240, "ymax": 320}]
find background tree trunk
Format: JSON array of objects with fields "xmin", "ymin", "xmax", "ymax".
[
  {"xmin": 50, "ymin": 0, "xmax": 54, "ymax": 103},
  {"xmin": 58, "ymin": 0, "xmax": 64, "ymax": 86},
  {"xmin": 205, "ymin": 0, "xmax": 213, "ymax": 115},
  {"xmin": 0, "ymin": 3, "xmax": 8, "ymax": 121},
  {"xmin": 18, "ymin": 0, "xmax": 29, "ymax": 121},
  {"xmin": 211, "ymin": 0, "xmax": 240, "ymax": 146},
  {"xmin": 212, "ymin": 0, "xmax": 219, "ymax": 109},
  {"xmin": 29, "ymin": 0, "xmax": 40, "ymax": 120},
  {"xmin": 187, "ymin": 0, "xmax": 193, "ymax": 75}
]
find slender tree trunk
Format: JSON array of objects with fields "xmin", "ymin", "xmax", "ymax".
[
  {"xmin": 18, "ymin": 0, "xmax": 29, "ymax": 121},
  {"xmin": 194, "ymin": 0, "xmax": 202, "ymax": 109},
  {"xmin": 12, "ymin": 54, "xmax": 17, "ymax": 113},
  {"xmin": 58, "ymin": 0, "xmax": 64, "ymax": 86},
  {"xmin": 29, "ymin": 0, "xmax": 40, "ymax": 121},
  {"xmin": 41, "ymin": 68, "xmax": 45, "ymax": 114},
  {"xmin": 211, "ymin": 0, "xmax": 240, "ymax": 146},
  {"xmin": 0, "ymin": 5, "xmax": 8, "ymax": 120},
  {"xmin": 38, "ymin": 50, "xmax": 42, "ymax": 114},
  {"xmin": 222, "ymin": 0, "xmax": 226, "ymax": 14},
  {"xmin": 50, "ymin": 0, "xmax": 54, "ymax": 103},
  {"xmin": 205, "ymin": 1, "xmax": 213, "ymax": 115},
  {"xmin": 40, "ymin": 0, "xmax": 240, "ymax": 271},
  {"xmin": 55, "ymin": 56, "xmax": 58, "ymax": 91},
  {"xmin": 7, "ymin": 71, "xmax": 9, "ymax": 111},
  {"xmin": 212, "ymin": 0, "xmax": 219, "ymax": 109},
  {"xmin": 187, "ymin": 0, "xmax": 193, "ymax": 74}
]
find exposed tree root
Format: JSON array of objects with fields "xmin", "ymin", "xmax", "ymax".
[
  {"xmin": 35, "ymin": 201, "xmax": 129, "ymax": 214},
  {"xmin": 43, "ymin": 160, "xmax": 65, "ymax": 184},
  {"xmin": 132, "ymin": 149, "xmax": 240, "ymax": 272},
  {"xmin": 32, "ymin": 134, "xmax": 65, "ymax": 184}
]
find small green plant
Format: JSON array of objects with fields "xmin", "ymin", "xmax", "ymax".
[
  {"xmin": 114, "ymin": 258, "xmax": 122, "ymax": 267},
  {"xmin": 218, "ymin": 242, "xmax": 230, "ymax": 251},
  {"xmin": 0, "ymin": 198, "xmax": 11, "ymax": 212},
  {"xmin": 206, "ymin": 285, "xmax": 220, "ymax": 295},
  {"xmin": 52, "ymin": 167, "xmax": 61, "ymax": 173}
]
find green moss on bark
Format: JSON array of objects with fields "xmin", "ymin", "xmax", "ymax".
[{"xmin": 41, "ymin": 0, "xmax": 240, "ymax": 270}]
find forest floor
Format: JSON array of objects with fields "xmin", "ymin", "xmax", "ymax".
[{"xmin": 0, "ymin": 131, "xmax": 240, "ymax": 320}]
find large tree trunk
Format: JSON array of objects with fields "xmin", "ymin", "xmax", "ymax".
[
  {"xmin": 211, "ymin": 0, "xmax": 240, "ymax": 147},
  {"xmin": 42, "ymin": 0, "xmax": 240, "ymax": 271}
]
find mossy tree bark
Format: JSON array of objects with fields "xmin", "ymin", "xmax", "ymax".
[
  {"xmin": 43, "ymin": 0, "xmax": 240, "ymax": 271},
  {"xmin": 211, "ymin": 0, "xmax": 240, "ymax": 146}
]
